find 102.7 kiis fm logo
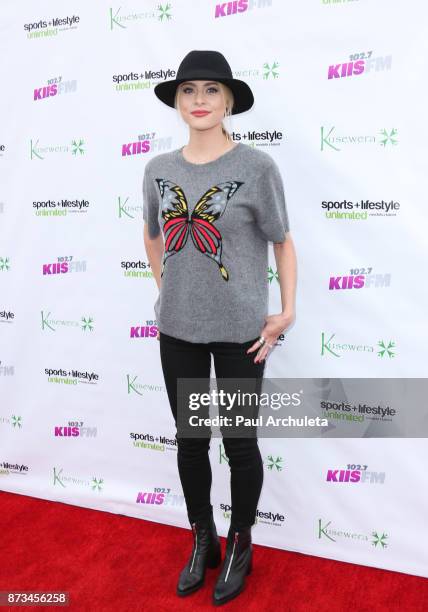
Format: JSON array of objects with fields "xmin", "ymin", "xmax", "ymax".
[
  {"xmin": 136, "ymin": 487, "xmax": 185, "ymax": 507},
  {"xmin": 325, "ymin": 464, "xmax": 386, "ymax": 485},
  {"xmin": 130, "ymin": 321, "xmax": 158, "ymax": 339},
  {"xmin": 328, "ymin": 267, "xmax": 391, "ymax": 291},
  {"xmin": 33, "ymin": 75, "xmax": 77, "ymax": 102},
  {"xmin": 54, "ymin": 421, "xmax": 97, "ymax": 438},
  {"xmin": 327, "ymin": 50, "xmax": 392, "ymax": 80},
  {"xmin": 42, "ymin": 255, "xmax": 86, "ymax": 275}
]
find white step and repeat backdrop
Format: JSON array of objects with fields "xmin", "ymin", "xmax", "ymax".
[{"xmin": 1, "ymin": 1, "xmax": 428, "ymax": 579}]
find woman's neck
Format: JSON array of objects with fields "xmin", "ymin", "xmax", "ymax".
[{"xmin": 183, "ymin": 131, "xmax": 235, "ymax": 164}]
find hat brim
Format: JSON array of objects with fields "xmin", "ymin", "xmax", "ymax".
[{"xmin": 153, "ymin": 78, "xmax": 254, "ymax": 115}]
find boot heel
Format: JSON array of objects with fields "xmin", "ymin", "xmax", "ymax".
[
  {"xmin": 246, "ymin": 556, "xmax": 252, "ymax": 575},
  {"xmin": 206, "ymin": 543, "xmax": 222, "ymax": 569}
]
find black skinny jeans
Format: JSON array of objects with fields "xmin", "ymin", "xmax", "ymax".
[{"xmin": 159, "ymin": 331, "xmax": 266, "ymax": 532}]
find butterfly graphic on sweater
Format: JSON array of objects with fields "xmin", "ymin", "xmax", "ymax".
[{"xmin": 154, "ymin": 178, "xmax": 244, "ymax": 281}]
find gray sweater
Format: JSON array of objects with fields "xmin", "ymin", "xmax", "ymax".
[{"xmin": 142, "ymin": 142, "xmax": 290, "ymax": 343}]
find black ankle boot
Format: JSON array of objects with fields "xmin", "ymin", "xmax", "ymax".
[
  {"xmin": 212, "ymin": 525, "xmax": 252, "ymax": 606},
  {"xmin": 176, "ymin": 512, "xmax": 222, "ymax": 597}
]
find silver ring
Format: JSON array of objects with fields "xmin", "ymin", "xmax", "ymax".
[{"xmin": 258, "ymin": 336, "xmax": 265, "ymax": 346}]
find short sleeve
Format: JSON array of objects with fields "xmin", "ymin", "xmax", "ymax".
[
  {"xmin": 142, "ymin": 163, "xmax": 161, "ymax": 239},
  {"xmin": 254, "ymin": 158, "xmax": 290, "ymax": 243}
]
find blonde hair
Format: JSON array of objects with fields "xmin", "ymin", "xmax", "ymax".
[{"xmin": 174, "ymin": 81, "xmax": 234, "ymax": 142}]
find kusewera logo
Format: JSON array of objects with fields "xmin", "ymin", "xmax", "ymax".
[
  {"xmin": 30, "ymin": 138, "xmax": 85, "ymax": 160},
  {"xmin": 41, "ymin": 310, "xmax": 94, "ymax": 332},
  {"xmin": 109, "ymin": 5, "xmax": 173, "ymax": 30},
  {"xmin": 126, "ymin": 374, "xmax": 164, "ymax": 396},
  {"xmin": 321, "ymin": 332, "xmax": 396, "ymax": 359},
  {"xmin": 320, "ymin": 126, "xmax": 398, "ymax": 151},
  {"xmin": 318, "ymin": 519, "xmax": 388, "ymax": 550},
  {"xmin": 53, "ymin": 467, "xmax": 103, "ymax": 491}
]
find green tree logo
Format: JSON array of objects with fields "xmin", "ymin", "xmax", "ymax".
[
  {"xmin": 372, "ymin": 531, "xmax": 388, "ymax": 548},
  {"xmin": 377, "ymin": 340, "xmax": 395, "ymax": 358},
  {"xmin": 12, "ymin": 415, "xmax": 22, "ymax": 428},
  {"xmin": 91, "ymin": 477, "xmax": 104, "ymax": 491},
  {"xmin": 266, "ymin": 455, "xmax": 283, "ymax": 471},
  {"xmin": 157, "ymin": 3, "xmax": 172, "ymax": 20},
  {"xmin": 81, "ymin": 316, "xmax": 94, "ymax": 332},
  {"xmin": 0, "ymin": 257, "xmax": 10, "ymax": 271},
  {"xmin": 268, "ymin": 266, "xmax": 279, "ymax": 284},
  {"xmin": 71, "ymin": 139, "xmax": 85, "ymax": 155},
  {"xmin": 379, "ymin": 128, "xmax": 398, "ymax": 147},
  {"xmin": 263, "ymin": 61, "xmax": 279, "ymax": 79}
]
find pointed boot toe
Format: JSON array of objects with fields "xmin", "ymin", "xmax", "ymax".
[
  {"xmin": 176, "ymin": 512, "xmax": 222, "ymax": 597},
  {"xmin": 213, "ymin": 526, "xmax": 252, "ymax": 606}
]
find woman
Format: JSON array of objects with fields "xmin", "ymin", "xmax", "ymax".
[{"xmin": 143, "ymin": 49, "xmax": 297, "ymax": 606}]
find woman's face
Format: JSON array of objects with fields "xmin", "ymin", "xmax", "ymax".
[{"xmin": 176, "ymin": 80, "xmax": 227, "ymax": 131}]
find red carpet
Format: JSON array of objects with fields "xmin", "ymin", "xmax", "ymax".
[{"xmin": 1, "ymin": 490, "xmax": 427, "ymax": 611}]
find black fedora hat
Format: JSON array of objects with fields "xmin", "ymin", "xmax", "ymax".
[{"xmin": 153, "ymin": 50, "xmax": 254, "ymax": 115}]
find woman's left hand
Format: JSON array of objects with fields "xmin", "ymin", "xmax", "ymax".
[{"xmin": 247, "ymin": 310, "xmax": 295, "ymax": 363}]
